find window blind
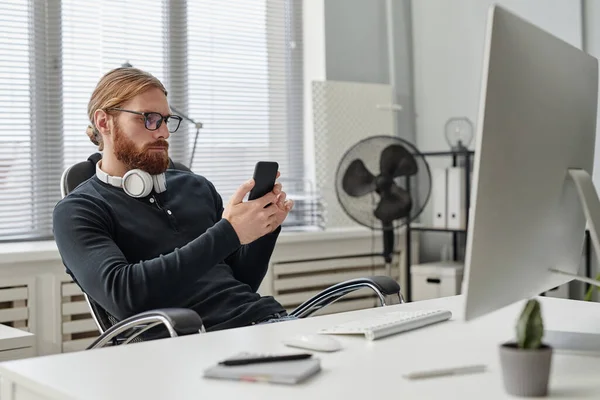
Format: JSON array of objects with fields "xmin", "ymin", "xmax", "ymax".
[
  {"xmin": 0, "ymin": 0, "xmax": 62, "ymax": 241},
  {"xmin": 0, "ymin": 1, "xmax": 33, "ymax": 240},
  {"xmin": 185, "ymin": 0, "xmax": 304, "ymax": 205},
  {"xmin": 0, "ymin": 0, "xmax": 306, "ymax": 242},
  {"xmin": 62, "ymin": 0, "xmax": 168, "ymax": 170}
]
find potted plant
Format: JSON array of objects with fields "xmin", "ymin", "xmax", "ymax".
[{"xmin": 499, "ymin": 299, "xmax": 553, "ymax": 397}]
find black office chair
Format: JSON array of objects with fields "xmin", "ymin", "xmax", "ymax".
[{"xmin": 59, "ymin": 153, "xmax": 404, "ymax": 350}]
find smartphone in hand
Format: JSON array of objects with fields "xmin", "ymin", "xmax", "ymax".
[{"xmin": 248, "ymin": 161, "xmax": 279, "ymax": 201}]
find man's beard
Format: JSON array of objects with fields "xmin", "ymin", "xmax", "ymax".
[{"xmin": 113, "ymin": 124, "xmax": 169, "ymax": 175}]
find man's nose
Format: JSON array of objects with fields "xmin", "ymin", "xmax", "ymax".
[{"xmin": 154, "ymin": 121, "xmax": 170, "ymax": 140}]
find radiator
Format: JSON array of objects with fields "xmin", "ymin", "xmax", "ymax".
[
  {"xmin": 60, "ymin": 278, "xmax": 98, "ymax": 352},
  {"xmin": 261, "ymin": 227, "xmax": 416, "ymax": 316}
]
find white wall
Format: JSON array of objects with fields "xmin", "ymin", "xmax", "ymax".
[
  {"xmin": 411, "ymin": 0, "xmax": 583, "ymax": 262},
  {"xmin": 323, "ymin": 0, "xmax": 416, "ymax": 143},
  {"xmin": 411, "ymin": 0, "xmax": 582, "ymax": 154},
  {"xmin": 303, "ymin": 0, "xmax": 416, "ymax": 188}
]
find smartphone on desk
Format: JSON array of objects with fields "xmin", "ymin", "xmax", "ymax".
[{"xmin": 248, "ymin": 161, "xmax": 279, "ymax": 202}]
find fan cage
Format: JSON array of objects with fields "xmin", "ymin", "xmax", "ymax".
[{"xmin": 335, "ymin": 135, "xmax": 432, "ymax": 231}]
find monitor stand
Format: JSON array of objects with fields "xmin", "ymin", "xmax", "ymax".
[
  {"xmin": 548, "ymin": 169, "xmax": 600, "ymax": 288},
  {"xmin": 546, "ymin": 169, "xmax": 600, "ymax": 356}
]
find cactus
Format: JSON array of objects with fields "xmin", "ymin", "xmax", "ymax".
[{"xmin": 516, "ymin": 299, "xmax": 544, "ymax": 349}]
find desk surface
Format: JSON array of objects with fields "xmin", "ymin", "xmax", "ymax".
[{"xmin": 1, "ymin": 295, "xmax": 599, "ymax": 400}]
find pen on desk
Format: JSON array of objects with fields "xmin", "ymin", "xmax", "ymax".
[
  {"xmin": 404, "ymin": 364, "xmax": 487, "ymax": 380},
  {"xmin": 219, "ymin": 353, "xmax": 313, "ymax": 366}
]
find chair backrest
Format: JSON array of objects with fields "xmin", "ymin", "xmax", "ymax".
[{"xmin": 60, "ymin": 153, "xmax": 192, "ymax": 334}]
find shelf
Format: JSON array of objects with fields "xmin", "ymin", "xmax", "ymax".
[
  {"xmin": 404, "ymin": 149, "xmax": 475, "ymax": 302},
  {"xmin": 410, "ymin": 226, "xmax": 467, "ymax": 233},
  {"xmin": 417, "ymin": 150, "xmax": 475, "ymax": 157}
]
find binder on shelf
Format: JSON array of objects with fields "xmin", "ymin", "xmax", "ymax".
[
  {"xmin": 447, "ymin": 166, "xmax": 466, "ymax": 229},
  {"xmin": 431, "ymin": 168, "xmax": 447, "ymax": 228}
]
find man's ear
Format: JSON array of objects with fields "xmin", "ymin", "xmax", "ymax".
[{"xmin": 94, "ymin": 109, "xmax": 112, "ymax": 136}]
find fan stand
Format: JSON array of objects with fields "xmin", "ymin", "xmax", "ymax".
[{"xmin": 382, "ymin": 223, "xmax": 395, "ymax": 277}]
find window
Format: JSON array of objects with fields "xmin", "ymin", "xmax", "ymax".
[
  {"xmin": 0, "ymin": 1, "xmax": 43, "ymax": 241},
  {"xmin": 185, "ymin": 0, "xmax": 304, "ymax": 201},
  {"xmin": 0, "ymin": 0, "xmax": 304, "ymax": 242},
  {"xmin": 62, "ymin": 0, "xmax": 167, "ymax": 169}
]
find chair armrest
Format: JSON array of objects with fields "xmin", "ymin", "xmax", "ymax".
[
  {"xmin": 354, "ymin": 276, "xmax": 401, "ymax": 295},
  {"xmin": 289, "ymin": 276, "xmax": 402, "ymax": 319},
  {"xmin": 86, "ymin": 308, "xmax": 204, "ymax": 350}
]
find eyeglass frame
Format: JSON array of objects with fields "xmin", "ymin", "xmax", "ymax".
[{"xmin": 105, "ymin": 108, "xmax": 183, "ymax": 133}]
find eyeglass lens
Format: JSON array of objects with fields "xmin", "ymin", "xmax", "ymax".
[{"xmin": 145, "ymin": 112, "xmax": 181, "ymax": 132}]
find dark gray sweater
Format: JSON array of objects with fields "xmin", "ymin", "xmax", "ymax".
[{"xmin": 52, "ymin": 169, "xmax": 285, "ymax": 331}]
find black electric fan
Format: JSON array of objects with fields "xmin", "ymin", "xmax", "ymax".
[{"xmin": 335, "ymin": 135, "xmax": 431, "ymax": 275}]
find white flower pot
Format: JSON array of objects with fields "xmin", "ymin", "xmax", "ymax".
[{"xmin": 499, "ymin": 342, "xmax": 553, "ymax": 397}]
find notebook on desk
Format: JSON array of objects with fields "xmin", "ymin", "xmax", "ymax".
[{"xmin": 203, "ymin": 353, "xmax": 321, "ymax": 385}]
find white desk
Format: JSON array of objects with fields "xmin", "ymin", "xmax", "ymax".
[
  {"xmin": 0, "ymin": 325, "xmax": 34, "ymax": 363},
  {"xmin": 0, "ymin": 295, "xmax": 599, "ymax": 400}
]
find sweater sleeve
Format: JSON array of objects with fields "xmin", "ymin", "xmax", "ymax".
[
  {"xmin": 206, "ymin": 180, "xmax": 280, "ymax": 292},
  {"xmin": 52, "ymin": 195, "xmax": 241, "ymax": 320},
  {"xmin": 224, "ymin": 226, "xmax": 281, "ymax": 292}
]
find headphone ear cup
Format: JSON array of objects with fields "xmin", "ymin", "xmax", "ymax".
[
  {"xmin": 152, "ymin": 173, "xmax": 167, "ymax": 193},
  {"xmin": 122, "ymin": 169, "xmax": 154, "ymax": 198}
]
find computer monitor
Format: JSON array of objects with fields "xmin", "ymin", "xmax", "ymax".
[{"xmin": 462, "ymin": 5, "xmax": 600, "ymax": 322}]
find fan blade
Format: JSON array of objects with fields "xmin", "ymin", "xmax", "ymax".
[
  {"xmin": 380, "ymin": 144, "xmax": 418, "ymax": 178},
  {"xmin": 374, "ymin": 182, "xmax": 412, "ymax": 223},
  {"xmin": 342, "ymin": 159, "xmax": 377, "ymax": 197}
]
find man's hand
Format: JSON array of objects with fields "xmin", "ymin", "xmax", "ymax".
[
  {"xmin": 222, "ymin": 179, "xmax": 280, "ymax": 244},
  {"xmin": 269, "ymin": 172, "xmax": 294, "ymax": 232}
]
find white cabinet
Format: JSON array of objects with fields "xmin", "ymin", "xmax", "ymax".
[{"xmin": 411, "ymin": 261, "xmax": 464, "ymax": 301}]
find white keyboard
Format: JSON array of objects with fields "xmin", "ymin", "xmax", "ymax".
[{"xmin": 319, "ymin": 309, "xmax": 452, "ymax": 341}]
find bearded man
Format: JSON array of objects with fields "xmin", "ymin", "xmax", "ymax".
[{"xmin": 52, "ymin": 67, "xmax": 295, "ymax": 332}]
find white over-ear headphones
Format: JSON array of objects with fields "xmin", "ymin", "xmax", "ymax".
[{"xmin": 95, "ymin": 160, "xmax": 166, "ymax": 198}]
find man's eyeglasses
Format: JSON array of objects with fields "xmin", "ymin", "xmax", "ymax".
[{"xmin": 107, "ymin": 108, "xmax": 183, "ymax": 133}]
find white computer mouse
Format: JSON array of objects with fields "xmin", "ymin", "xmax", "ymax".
[{"xmin": 282, "ymin": 334, "xmax": 342, "ymax": 352}]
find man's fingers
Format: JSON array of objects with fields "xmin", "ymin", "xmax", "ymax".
[
  {"xmin": 258, "ymin": 192, "xmax": 278, "ymax": 208},
  {"xmin": 277, "ymin": 192, "xmax": 286, "ymax": 208},
  {"xmin": 267, "ymin": 213, "xmax": 278, "ymax": 226},
  {"xmin": 262, "ymin": 214, "xmax": 278, "ymax": 235},
  {"xmin": 284, "ymin": 199, "xmax": 294, "ymax": 211},
  {"xmin": 273, "ymin": 182, "xmax": 282, "ymax": 195},
  {"xmin": 230, "ymin": 179, "xmax": 254, "ymax": 205},
  {"xmin": 276, "ymin": 171, "xmax": 280, "ymax": 179},
  {"xmin": 264, "ymin": 223, "xmax": 275, "ymax": 235},
  {"xmin": 262, "ymin": 203, "xmax": 278, "ymax": 217}
]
